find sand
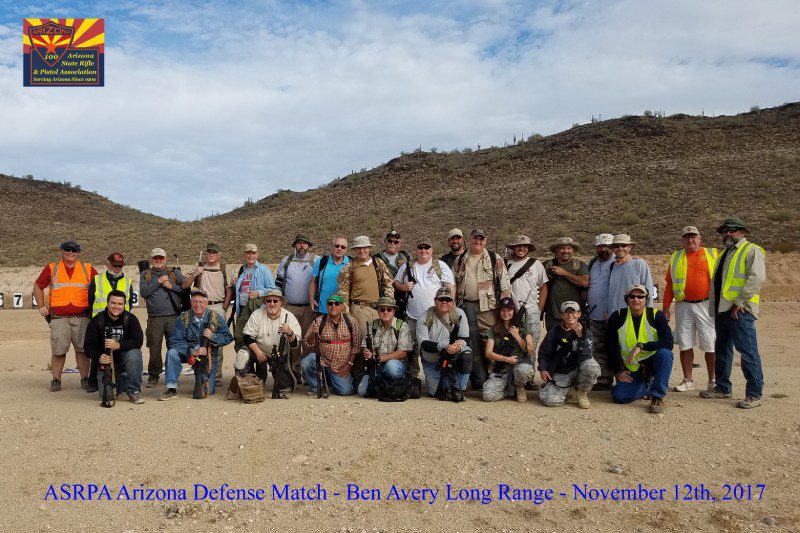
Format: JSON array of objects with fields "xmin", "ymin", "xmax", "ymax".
[{"xmin": 1, "ymin": 300, "xmax": 798, "ymax": 532}]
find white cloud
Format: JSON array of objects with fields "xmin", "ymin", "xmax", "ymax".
[{"xmin": 1, "ymin": 0, "xmax": 798, "ymax": 218}]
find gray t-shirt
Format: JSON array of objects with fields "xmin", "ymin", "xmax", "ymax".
[
  {"xmin": 587, "ymin": 256, "xmax": 615, "ymax": 321},
  {"xmin": 277, "ymin": 253, "xmax": 316, "ymax": 305},
  {"xmin": 606, "ymin": 258, "xmax": 655, "ymax": 315}
]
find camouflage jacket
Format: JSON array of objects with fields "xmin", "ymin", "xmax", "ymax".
[
  {"xmin": 337, "ymin": 256, "xmax": 395, "ymax": 309},
  {"xmin": 453, "ymin": 250, "xmax": 511, "ymax": 312}
]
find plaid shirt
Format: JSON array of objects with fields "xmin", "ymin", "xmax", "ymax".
[{"xmin": 304, "ymin": 313, "xmax": 362, "ymax": 377}]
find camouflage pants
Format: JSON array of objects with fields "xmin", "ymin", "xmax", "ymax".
[
  {"xmin": 482, "ymin": 363, "xmax": 535, "ymax": 402},
  {"xmin": 539, "ymin": 358, "xmax": 601, "ymax": 407},
  {"xmin": 589, "ymin": 319, "xmax": 613, "ymax": 383}
]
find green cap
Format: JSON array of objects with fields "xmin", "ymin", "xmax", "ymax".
[
  {"xmin": 206, "ymin": 243, "xmax": 221, "ymax": 253},
  {"xmin": 716, "ymin": 217, "xmax": 748, "ymax": 234},
  {"xmin": 327, "ymin": 293, "xmax": 344, "ymax": 304}
]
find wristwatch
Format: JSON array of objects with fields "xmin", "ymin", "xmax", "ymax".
[{"xmin": 635, "ymin": 342, "xmax": 644, "ymax": 350}]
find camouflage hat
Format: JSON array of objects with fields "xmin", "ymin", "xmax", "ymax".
[
  {"xmin": 292, "ymin": 234, "xmax": 313, "ymax": 247},
  {"xmin": 206, "ymin": 243, "xmax": 221, "ymax": 253},
  {"xmin": 549, "ymin": 237, "xmax": 580, "ymax": 253},
  {"xmin": 351, "ymin": 236, "xmax": 373, "ymax": 249},
  {"xmin": 375, "ymin": 297, "xmax": 398, "ymax": 309},
  {"xmin": 595, "ymin": 233, "xmax": 614, "ymax": 246},
  {"xmin": 560, "ymin": 301, "xmax": 580, "ymax": 312},
  {"xmin": 716, "ymin": 217, "xmax": 748, "ymax": 234},
  {"xmin": 262, "ymin": 288, "xmax": 285, "ymax": 301},
  {"xmin": 680, "ymin": 226, "xmax": 700, "ymax": 237},
  {"xmin": 508, "ymin": 235, "xmax": 534, "ymax": 250},
  {"xmin": 416, "ymin": 237, "xmax": 433, "ymax": 247},
  {"xmin": 190, "ymin": 288, "xmax": 208, "ymax": 298},
  {"xmin": 435, "ymin": 287, "xmax": 454, "ymax": 300},
  {"xmin": 243, "ymin": 243, "xmax": 259, "ymax": 252}
]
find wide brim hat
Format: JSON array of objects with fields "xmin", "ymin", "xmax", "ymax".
[
  {"xmin": 351, "ymin": 236, "xmax": 373, "ymax": 248},
  {"xmin": 716, "ymin": 217, "xmax": 749, "ymax": 234},
  {"xmin": 262, "ymin": 289, "xmax": 285, "ymax": 300},
  {"xmin": 549, "ymin": 237, "xmax": 580, "ymax": 252},
  {"xmin": 375, "ymin": 296, "xmax": 398, "ymax": 308},
  {"xmin": 612, "ymin": 234, "xmax": 636, "ymax": 246},
  {"xmin": 508, "ymin": 235, "xmax": 534, "ymax": 250},
  {"xmin": 292, "ymin": 234, "xmax": 314, "ymax": 247},
  {"xmin": 243, "ymin": 243, "xmax": 259, "ymax": 252}
]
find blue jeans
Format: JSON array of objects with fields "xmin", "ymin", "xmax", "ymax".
[
  {"xmin": 612, "ymin": 348, "xmax": 674, "ymax": 403},
  {"xmin": 301, "ymin": 353, "xmax": 353, "ymax": 396},
  {"xmin": 715, "ymin": 311, "xmax": 763, "ymax": 398},
  {"xmin": 421, "ymin": 359, "xmax": 470, "ymax": 397},
  {"xmin": 358, "ymin": 360, "xmax": 406, "ymax": 397},
  {"xmin": 96, "ymin": 348, "xmax": 143, "ymax": 397},
  {"xmin": 165, "ymin": 348, "xmax": 219, "ymax": 395}
]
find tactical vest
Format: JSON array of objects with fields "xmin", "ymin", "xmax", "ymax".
[
  {"xmin": 91, "ymin": 274, "xmax": 131, "ymax": 317},
  {"xmin": 617, "ymin": 308, "xmax": 658, "ymax": 372},
  {"xmin": 721, "ymin": 242, "xmax": 763, "ymax": 305},
  {"xmin": 668, "ymin": 247, "xmax": 718, "ymax": 301},
  {"xmin": 48, "ymin": 260, "xmax": 92, "ymax": 309}
]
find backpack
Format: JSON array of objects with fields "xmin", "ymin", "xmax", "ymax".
[
  {"xmin": 318, "ymin": 313, "xmax": 354, "ymax": 341},
  {"xmin": 226, "ymin": 374, "xmax": 265, "ymax": 403},
  {"xmin": 277, "ymin": 253, "xmax": 316, "ymax": 292},
  {"xmin": 375, "ymin": 373, "xmax": 412, "ymax": 402},
  {"xmin": 145, "ymin": 267, "xmax": 190, "ymax": 313}
]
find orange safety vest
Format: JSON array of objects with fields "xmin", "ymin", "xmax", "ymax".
[{"xmin": 48, "ymin": 260, "xmax": 92, "ymax": 309}]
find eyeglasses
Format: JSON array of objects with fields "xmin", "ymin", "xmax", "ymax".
[
  {"xmin": 436, "ymin": 298, "xmax": 453, "ymax": 303},
  {"xmin": 627, "ymin": 294, "xmax": 646, "ymax": 300},
  {"xmin": 387, "ymin": 239, "xmax": 400, "ymax": 244},
  {"xmin": 333, "ymin": 244, "xmax": 347, "ymax": 249},
  {"xmin": 62, "ymin": 248, "xmax": 79, "ymax": 253},
  {"xmin": 378, "ymin": 307, "xmax": 394, "ymax": 313},
  {"xmin": 417, "ymin": 245, "xmax": 431, "ymax": 250},
  {"xmin": 327, "ymin": 301, "xmax": 343, "ymax": 306},
  {"xmin": 264, "ymin": 299, "xmax": 282, "ymax": 304},
  {"xmin": 152, "ymin": 256, "xmax": 166, "ymax": 260}
]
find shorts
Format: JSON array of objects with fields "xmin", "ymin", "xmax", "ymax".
[
  {"xmin": 675, "ymin": 300, "xmax": 715, "ymax": 352},
  {"xmin": 50, "ymin": 316, "xmax": 90, "ymax": 355}
]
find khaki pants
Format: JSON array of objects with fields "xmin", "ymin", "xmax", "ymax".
[
  {"xmin": 146, "ymin": 314, "xmax": 176, "ymax": 380},
  {"xmin": 285, "ymin": 303, "xmax": 315, "ymax": 379}
]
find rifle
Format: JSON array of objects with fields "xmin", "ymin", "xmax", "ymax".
[
  {"xmin": 189, "ymin": 320, "xmax": 212, "ymax": 399},
  {"xmin": 270, "ymin": 317, "xmax": 293, "ymax": 399},
  {"xmin": 434, "ymin": 315, "xmax": 463, "ymax": 402},
  {"xmin": 314, "ymin": 321, "xmax": 329, "ymax": 398},
  {"xmin": 494, "ymin": 290, "xmax": 533, "ymax": 371},
  {"xmin": 364, "ymin": 321, "xmax": 379, "ymax": 397},
  {"xmin": 100, "ymin": 326, "xmax": 116, "ymax": 408}
]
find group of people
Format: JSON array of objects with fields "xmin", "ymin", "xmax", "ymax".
[{"xmin": 34, "ymin": 215, "xmax": 767, "ymax": 412}]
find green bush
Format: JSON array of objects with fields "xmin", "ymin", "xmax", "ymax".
[
  {"xmin": 619, "ymin": 212, "xmax": 641, "ymax": 226},
  {"xmin": 766, "ymin": 210, "xmax": 793, "ymax": 222}
]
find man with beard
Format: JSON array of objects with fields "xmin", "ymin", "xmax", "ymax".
[
  {"xmin": 440, "ymin": 229, "xmax": 466, "ymax": 269},
  {"xmin": 586, "ymin": 234, "xmax": 615, "ymax": 390},
  {"xmin": 700, "ymin": 217, "xmax": 766, "ymax": 409},
  {"xmin": 542, "ymin": 237, "xmax": 589, "ymax": 333}
]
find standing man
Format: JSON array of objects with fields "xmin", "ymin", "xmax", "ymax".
[
  {"xmin": 452, "ymin": 229, "xmax": 511, "ymax": 389},
  {"xmin": 586, "ymin": 234, "xmax": 615, "ymax": 390},
  {"xmin": 700, "ymin": 217, "xmax": 766, "ymax": 409},
  {"xmin": 86, "ymin": 252, "xmax": 134, "ymax": 393},
  {"xmin": 440, "ymin": 228, "xmax": 466, "ymax": 269},
  {"xmin": 275, "ymin": 234, "xmax": 317, "ymax": 377},
  {"xmin": 664, "ymin": 226, "xmax": 718, "ymax": 393},
  {"xmin": 310, "ymin": 236, "xmax": 350, "ymax": 315},
  {"xmin": 34, "ymin": 240, "xmax": 98, "ymax": 391},
  {"xmin": 230, "ymin": 243, "xmax": 276, "ymax": 319},
  {"xmin": 393, "ymin": 238, "xmax": 455, "ymax": 381},
  {"xmin": 337, "ymin": 236, "xmax": 394, "ymax": 326},
  {"xmin": 139, "ymin": 248, "xmax": 184, "ymax": 389},
  {"xmin": 606, "ymin": 234, "xmax": 655, "ymax": 316},
  {"xmin": 542, "ymin": 237, "xmax": 589, "ymax": 332},
  {"xmin": 83, "ymin": 290, "xmax": 145, "ymax": 405},
  {"xmin": 159, "ymin": 289, "xmax": 234, "ymax": 400},
  {"xmin": 375, "ymin": 229, "xmax": 410, "ymax": 278},
  {"xmin": 183, "ymin": 243, "xmax": 232, "ymax": 388},
  {"xmin": 608, "ymin": 285, "xmax": 674, "ymax": 414},
  {"xmin": 505, "ymin": 235, "xmax": 548, "ymax": 353}
]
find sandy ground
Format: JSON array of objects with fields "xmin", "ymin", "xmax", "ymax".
[{"xmin": 1, "ymin": 303, "xmax": 799, "ymax": 533}]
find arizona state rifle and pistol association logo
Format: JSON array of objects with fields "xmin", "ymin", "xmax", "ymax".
[{"xmin": 23, "ymin": 18, "xmax": 104, "ymax": 86}]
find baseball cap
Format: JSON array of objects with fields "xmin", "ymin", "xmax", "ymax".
[
  {"xmin": 681, "ymin": 226, "xmax": 700, "ymax": 237},
  {"xmin": 447, "ymin": 228, "xmax": 463, "ymax": 239},
  {"xmin": 151, "ymin": 248, "xmax": 167, "ymax": 258},
  {"xmin": 190, "ymin": 288, "xmax": 208, "ymax": 298},
  {"xmin": 560, "ymin": 301, "xmax": 580, "ymax": 312},
  {"xmin": 499, "ymin": 297, "xmax": 515, "ymax": 310},
  {"xmin": 107, "ymin": 252, "xmax": 125, "ymax": 266}
]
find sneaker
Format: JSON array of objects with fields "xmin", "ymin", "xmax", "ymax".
[
  {"xmin": 86, "ymin": 383, "xmax": 98, "ymax": 393},
  {"xmin": 736, "ymin": 396, "xmax": 762, "ymax": 409},
  {"xmin": 515, "ymin": 386, "xmax": 527, "ymax": 403},
  {"xmin": 706, "ymin": 381, "xmax": 716, "ymax": 393},
  {"xmin": 576, "ymin": 390, "xmax": 591, "ymax": 409},
  {"xmin": 146, "ymin": 377, "xmax": 159, "ymax": 389},
  {"xmin": 699, "ymin": 387, "xmax": 732, "ymax": 399},
  {"xmin": 49, "ymin": 378, "xmax": 62, "ymax": 392},
  {"xmin": 158, "ymin": 389, "xmax": 177, "ymax": 401},
  {"xmin": 128, "ymin": 392, "xmax": 145, "ymax": 405},
  {"xmin": 674, "ymin": 378, "xmax": 695, "ymax": 392},
  {"xmin": 649, "ymin": 397, "xmax": 666, "ymax": 414},
  {"xmin": 80, "ymin": 377, "xmax": 89, "ymax": 390}
]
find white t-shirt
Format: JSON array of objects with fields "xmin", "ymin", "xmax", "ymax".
[
  {"xmin": 241, "ymin": 307, "xmax": 302, "ymax": 355},
  {"xmin": 506, "ymin": 258, "xmax": 548, "ymax": 309},
  {"xmin": 394, "ymin": 260, "xmax": 455, "ymax": 320}
]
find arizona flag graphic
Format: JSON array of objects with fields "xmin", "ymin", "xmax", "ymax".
[{"xmin": 23, "ymin": 18, "xmax": 104, "ymax": 86}]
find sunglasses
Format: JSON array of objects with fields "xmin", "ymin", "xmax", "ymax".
[
  {"xmin": 720, "ymin": 228, "xmax": 739, "ymax": 234},
  {"xmin": 627, "ymin": 294, "xmax": 646, "ymax": 300},
  {"xmin": 333, "ymin": 244, "xmax": 347, "ymax": 249},
  {"xmin": 436, "ymin": 297, "xmax": 453, "ymax": 303},
  {"xmin": 152, "ymin": 256, "xmax": 166, "ymax": 260},
  {"xmin": 264, "ymin": 299, "xmax": 282, "ymax": 304},
  {"xmin": 611, "ymin": 244, "xmax": 630, "ymax": 249},
  {"xmin": 387, "ymin": 239, "xmax": 400, "ymax": 244},
  {"xmin": 417, "ymin": 245, "xmax": 431, "ymax": 250},
  {"xmin": 378, "ymin": 307, "xmax": 394, "ymax": 313},
  {"xmin": 62, "ymin": 248, "xmax": 79, "ymax": 253},
  {"xmin": 327, "ymin": 301, "xmax": 343, "ymax": 306}
]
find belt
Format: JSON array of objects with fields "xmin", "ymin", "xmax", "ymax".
[
  {"xmin": 351, "ymin": 300, "xmax": 375, "ymax": 306},
  {"xmin": 321, "ymin": 340, "xmax": 350, "ymax": 345},
  {"xmin": 51, "ymin": 311, "xmax": 90, "ymax": 319},
  {"xmin": 208, "ymin": 300, "xmax": 224, "ymax": 305},
  {"xmin": 683, "ymin": 298, "xmax": 708, "ymax": 304},
  {"xmin": 463, "ymin": 299, "xmax": 479, "ymax": 304}
]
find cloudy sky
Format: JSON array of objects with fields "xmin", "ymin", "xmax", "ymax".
[{"xmin": 1, "ymin": 0, "xmax": 798, "ymax": 219}]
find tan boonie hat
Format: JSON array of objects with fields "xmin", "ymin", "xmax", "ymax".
[
  {"xmin": 262, "ymin": 288, "xmax": 285, "ymax": 300},
  {"xmin": 351, "ymin": 235, "xmax": 373, "ymax": 248},
  {"xmin": 549, "ymin": 237, "xmax": 580, "ymax": 253},
  {"xmin": 447, "ymin": 228, "xmax": 463, "ymax": 239},
  {"xmin": 626, "ymin": 284, "xmax": 648, "ymax": 295},
  {"xmin": 595, "ymin": 233, "xmax": 614, "ymax": 246},
  {"xmin": 508, "ymin": 235, "xmax": 534, "ymax": 250},
  {"xmin": 681, "ymin": 226, "xmax": 700, "ymax": 237},
  {"xmin": 435, "ymin": 287, "xmax": 454, "ymax": 300},
  {"xmin": 190, "ymin": 288, "xmax": 208, "ymax": 298},
  {"xmin": 243, "ymin": 243, "xmax": 258, "ymax": 252},
  {"xmin": 560, "ymin": 301, "xmax": 580, "ymax": 312},
  {"xmin": 375, "ymin": 296, "xmax": 398, "ymax": 309},
  {"xmin": 612, "ymin": 234, "xmax": 636, "ymax": 246},
  {"xmin": 151, "ymin": 248, "xmax": 167, "ymax": 258}
]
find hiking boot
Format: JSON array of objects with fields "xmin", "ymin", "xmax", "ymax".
[
  {"xmin": 699, "ymin": 387, "xmax": 732, "ymax": 399},
  {"xmin": 86, "ymin": 383, "xmax": 98, "ymax": 393},
  {"xmin": 80, "ymin": 377, "xmax": 89, "ymax": 390},
  {"xmin": 49, "ymin": 378, "xmax": 62, "ymax": 392},
  {"xmin": 649, "ymin": 397, "xmax": 666, "ymax": 414},
  {"xmin": 706, "ymin": 381, "xmax": 716, "ymax": 393},
  {"xmin": 515, "ymin": 386, "xmax": 527, "ymax": 403},
  {"xmin": 146, "ymin": 377, "xmax": 159, "ymax": 389},
  {"xmin": 158, "ymin": 389, "xmax": 177, "ymax": 401},
  {"xmin": 576, "ymin": 390, "xmax": 591, "ymax": 409},
  {"xmin": 566, "ymin": 387, "xmax": 577, "ymax": 402},
  {"xmin": 128, "ymin": 392, "xmax": 145, "ymax": 405},
  {"xmin": 524, "ymin": 381, "xmax": 539, "ymax": 391},
  {"xmin": 736, "ymin": 396, "xmax": 762, "ymax": 409},
  {"xmin": 674, "ymin": 378, "xmax": 695, "ymax": 392},
  {"xmin": 592, "ymin": 380, "xmax": 612, "ymax": 391}
]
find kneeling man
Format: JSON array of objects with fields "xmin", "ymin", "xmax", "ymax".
[{"xmin": 358, "ymin": 297, "xmax": 413, "ymax": 398}]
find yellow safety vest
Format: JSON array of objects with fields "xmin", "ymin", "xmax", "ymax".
[
  {"xmin": 721, "ymin": 242, "xmax": 763, "ymax": 305},
  {"xmin": 617, "ymin": 308, "xmax": 658, "ymax": 372},
  {"xmin": 669, "ymin": 247, "xmax": 718, "ymax": 302},
  {"xmin": 91, "ymin": 274, "xmax": 131, "ymax": 317}
]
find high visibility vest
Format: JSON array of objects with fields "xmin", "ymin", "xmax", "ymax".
[
  {"xmin": 721, "ymin": 242, "xmax": 763, "ymax": 304},
  {"xmin": 617, "ymin": 308, "xmax": 658, "ymax": 372},
  {"xmin": 48, "ymin": 260, "xmax": 92, "ymax": 310},
  {"xmin": 668, "ymin": 247, "xmax": 718, "ymax": 301},
  {"xmin": 91, "ymin": 274, "xmax": 132, "ymax": 317}
]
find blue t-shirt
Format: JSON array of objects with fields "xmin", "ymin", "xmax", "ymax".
[{"xmin": 312, "ymin": 255, "xmax": 350, "ymax": 314}]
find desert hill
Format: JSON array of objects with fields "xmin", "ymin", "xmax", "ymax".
[{"xmin": 2, "ymin": 102, "xmax": 799, "ymax": 267}]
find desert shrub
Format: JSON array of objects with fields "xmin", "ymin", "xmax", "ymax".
[
  {"xmin": 619, "ymin": 212, "xmax": 641, "ymax": 226},
  {"xmin": 765, "ymin": 241, "xmax": 797, "ymax": 253},
  {"xmin": 766, "ymin": 210, "xmax": 793, "ymax": 222}
]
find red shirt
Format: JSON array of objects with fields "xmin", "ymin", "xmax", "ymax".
[{"xmin": 35, "ymin": 262, "xmax": 98, "ymax": 316}]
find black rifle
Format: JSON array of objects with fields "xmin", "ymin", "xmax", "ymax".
[
  {"xmin": 100, "ymin": 326, "xmax": 116, "ymax": 408},
  {"xmin": 270, "ymin": 318, "xmax": 294, "ymax": 399},
  {"xmin": 192, "ymin": 320, "xmax": 212, "ymax": 399},
  {"xmin": 434, "ymin": 315, "xmax": 463, "ymax": 402},
  {"xmin": 314, "ymin": 323, "xmax": 329, "ymax": 398},
  {"xmin": 364, "ymin": 321, "xmax": 380, "ymax": 397}
]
